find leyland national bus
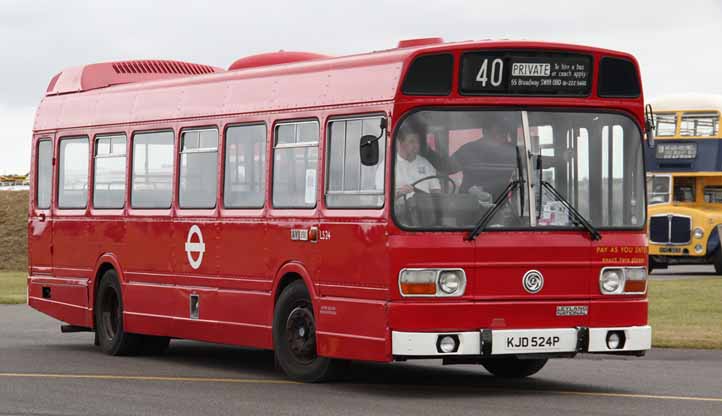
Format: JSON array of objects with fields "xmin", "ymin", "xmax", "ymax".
[
  {"xmin": 646, "ymin": 95, "xmax": 722, "ymax": 273},
  {"xmin": 28, "ymin": 38, "xmax": 652, "ymax": 382}
]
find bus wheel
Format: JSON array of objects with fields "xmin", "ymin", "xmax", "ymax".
[
  {"xmin": 481, "ymin": 357, "xmax": 548, "ymax": 378},
  {"xmin": 273, "ymin": 280, "xmax": 346, "ymax": 382},
  {"xmin": 94, "ymin": 269, "xmax": 141, "ymax": 356}
]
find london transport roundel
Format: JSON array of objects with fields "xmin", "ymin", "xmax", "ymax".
[
  {"xmin": 522, "ymin": 270, "xmax": 544, "ymax": 294},
  {"xmin": 185, "ymin": 225, "xmax": 206, "ymax": 270}
]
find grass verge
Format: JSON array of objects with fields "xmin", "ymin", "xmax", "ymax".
[
  {"xmin": 649, "ymin": 278, "xmax": 722, "ymax": 349},
  {"xmin": 0, "ymin": 271, "xmax": 26, "ymax": 304}
]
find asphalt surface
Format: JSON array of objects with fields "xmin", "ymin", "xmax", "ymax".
[
  {"xmin": 650, "ymin": 264, "xmax": 721, "ymax": 280},
  {"xmin": 1, "ymin": 303, "xmax": 721, "ymax": 416}
]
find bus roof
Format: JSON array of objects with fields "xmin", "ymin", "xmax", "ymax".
[
  {"xmin": 649, "ymin": 94, "xmax": 722, "ymax": 112},
  {"xmin": 34, "ymin": 39, "xmax": 641, "ymax": 132}
]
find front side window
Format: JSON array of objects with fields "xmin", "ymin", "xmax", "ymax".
[
  {"xmin": 326, "ymin": 116, "xmax": 385, "ymax": 208},
  {"xmin": 680, "ymin": 112, "xmax": 719, "ymax": 137},
  {"xmin": 94, "ymin": 134, "xmax": 127, "ymax": 208},
  {"xmin": 272, "ymin": 121, "xmax": 319, "ymax": 208},
  {"xmin": 36, "ymin": 140, "xmax": 52, "ymax": 209},
  {"xmin": 132, "ymin": 131, "xmax": 174, "ymax": 209},
  {"xmin": 673, "ymin": 177, "xmax": 695, "ymax": 202},
  {"xmin": 646, "ymin": 175, "xmax": 671, "ymax": 205},
  {"xmin": 224, "ymin": 124, "xmax": 266, "ymax": 208},
  {"xmin": 180, "ymin": 128, "xmax": 218, "ymax": 209},
  {"xmin": 654, "ymin": 113, "xmax": 677, "ymax": 137},
  {"xmin": 393, "ymin": 110, "xmax": 645, "ymax": 230},
  {"xmin": 58, "ymin": 137, "xmax": 89, "ymax": 209}
]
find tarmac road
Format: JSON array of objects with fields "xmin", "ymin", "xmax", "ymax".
[{"xmin": 1, "ymin": 304, "xmax": 721, "ymax": 416}]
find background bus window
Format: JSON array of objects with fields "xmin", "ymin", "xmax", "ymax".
[
  {"xmin": 224, "ymin": 124, "xmax": 266, "ymax": 208},
  {"xmin": 273, "ymin": 121, "xmax": 319, "ymax": 208},
  {"xmin": 36, "ymin": 140, "xmax": 52, "ymax": 209},
  {"xmin": 326, "ymin": 117, "xmax": 385, "ymax": 208},
  {"xmin": 680, "ymin": 112, "xmax": 719, "ymax": 136},
  {"xmin": 58, "ymin": 137, "xmax": 89, "ymax": 209},
  {"xmin": 704, "ymin": 186, "xmax": 722, "ymax": 203},
  {"xmin": 131, "ymin": 131, "xmax": 174, "ymax": 209},
  {"xmin": 647, "ymin": 175, "xmax": 671, "ymax": 205},
  {"xmin": 93, "ymin": 134, "xmax": 127, "ymax": 209},
  {"xmin": 654, "ymin": 113, "xmax": 677, "ymax": 137},
  {"xmin": 179, "ymin": 128, "xmax": 218, "ymax": 209},
  {"xmin": 673, "ymin": 177, "xmax": 696, "ymax": 202}
]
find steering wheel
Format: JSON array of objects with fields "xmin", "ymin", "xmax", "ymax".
[{"xmin": 410, "ymin": 175, "xmax": 457, "ymax": 194}]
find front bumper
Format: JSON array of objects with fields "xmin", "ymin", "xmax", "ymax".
[{"xmin": 392, "ymin": 325, "xmax": 651, "ymax": 357}]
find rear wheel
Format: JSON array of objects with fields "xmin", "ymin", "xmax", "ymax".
[
  {"xmin": 273, "ymin": 280, "xmax": 347, "ymax": 382},
  {"xmin": 94, "ymin": 269, "xmax": 142, "ymax": 356},
  {"xmin": 481, "ymin": 357, "xmax": 548, "ymax": 378}
]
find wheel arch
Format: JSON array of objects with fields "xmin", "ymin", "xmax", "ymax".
[
  {"xmin": 272, "ymin": 261, "xmax": 318, "ymax": 308},
  {"xmin": 90, "ymin": 253, "xmax": 126, "ymax": 319}
]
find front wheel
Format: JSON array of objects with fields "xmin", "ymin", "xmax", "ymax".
[
  {"xmin": 481, "ymin": 357, "xmax": 548, "ymax": 378},
  {"xmin": 713, "ymin": 249, "xmax": 722, "ymax": 274},
  {"xmin": 272, "ymin": 280, "xmax": 347, "ymax": 382}
]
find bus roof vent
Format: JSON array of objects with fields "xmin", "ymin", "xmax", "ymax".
[
  {"xmin": 46, "ymin": 60, "xmax": 224, "ymax": 96},
  {"xmin": 397, "ymin": 37, "xmax": 444, "ymax": 49},
  {"xmin": 228, "ymin": 51, "xmax": 330, "ymax": 71}
]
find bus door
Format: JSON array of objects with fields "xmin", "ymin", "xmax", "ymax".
[
  {"xmin": 318, "ymin": 115, "xmax": 389, "ymax": 298},
  {"xmin": 29, "ymin": 135, "xmax": 55, "ymax": 277}
]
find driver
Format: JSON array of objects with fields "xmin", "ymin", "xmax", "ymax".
[
  {"xmin": 450, "ymin": 121, "xmax": 517, "ymax": 200},
  {"xmin": 376, "ymin": 127, "xmax": 440, "ymax": 198}
]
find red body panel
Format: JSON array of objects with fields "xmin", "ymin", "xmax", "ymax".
[{"xmin": 28, "ymin": 40, "xmax": 648, "ymax": 363}]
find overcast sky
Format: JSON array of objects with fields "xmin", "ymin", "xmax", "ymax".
[{"xmin": 1, "ymin": 0, "xmax": 721, "ymax": 174}]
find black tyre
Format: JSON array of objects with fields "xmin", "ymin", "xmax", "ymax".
[
  {"xmin": 94, "ymin": 269, "xmax": 142, "ymax": 356},
  {"xmin": 481, "ymin": 357, "xmax": 548, "ymax": 378},
  {"xmin": 648, "ymin": 256, "xmax": 654, "ymax": 274},
  {"xmin": 272, "ymin": 280, "xmax": 347, "ymax": 382},
  {"xmin": 139, "ymin": 335, "xmax": 171, "ymax": 355},
  {"xmin": 713, "ymin": 250, "xmax": 722, "ymax": 274}
]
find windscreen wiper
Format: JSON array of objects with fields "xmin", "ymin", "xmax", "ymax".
[
  {"xmin": 540, "ymin": 180, "xmax": 602, "ymax": 241},
  {"xmin": 465, "ymin": 180, "xmax": 521, "ymax": 241},
  {"xmin": 533, "ymin": 153, "xmax": 601, "ymax": 241}
]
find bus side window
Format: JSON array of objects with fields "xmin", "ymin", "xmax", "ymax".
[
  {"xmin": 272, "ymin": 121, "xmax": 319, "ymax": 208},
  {"xmin": 93, "ymin": 134, "xmax": 127, "ymax": 209},
  {"xmin": 326, "ymin": 116, "xmax": 385, "ymax": 208},
  {"xmin": 224, "ymin": 124, "xmax": 266, "ymax": 208},
  {"xmin": 58, "ymin": 137, "xmax": 89, "ymax": 209},
  {"xmin": 179, "ymin": 128, "xmax": 219, "ymax": 209},
  {"xmin": 131, "ymin": 131, "xmax": 174, "ymax": 209},
  {"xmin": 36, "ymin": 140, "xmax": 53, "ymax": 209}
]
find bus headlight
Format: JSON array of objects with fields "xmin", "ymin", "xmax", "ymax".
[
  {"xmin": 694, "ymin": 227, "xmax": 704, "ymax": 239},
  {"xmin": 600, "ymin": 268, "xmax": 624, "ymax": 294},
  {"xmin": 439, "ymin": 270, "xmax": 463, "ymax": 294},
  {"xmin": 399, "ymin": 269, "xmax": 466, "ymax": 297}
]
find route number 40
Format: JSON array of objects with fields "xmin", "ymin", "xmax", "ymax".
[{"xmin": 476, "ymin": 58, "xmax": 504, "ymax": 87}]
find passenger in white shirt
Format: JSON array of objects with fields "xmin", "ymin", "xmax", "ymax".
[{"xmin": 376, "ymin": 130, "xmax": 440, "ymax": 198}]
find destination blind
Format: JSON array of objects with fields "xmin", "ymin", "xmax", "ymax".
[{"xmin": 460, "ymin": 52, "xmax": 593, "ymax": 96}]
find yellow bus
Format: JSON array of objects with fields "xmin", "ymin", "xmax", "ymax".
[{"xmin": 647, "ymin": 94, "xmax": 722, "ymax": 272}]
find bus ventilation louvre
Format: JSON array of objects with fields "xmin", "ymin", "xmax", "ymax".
[{"xmin": 45, "ymin": 60, "xmax": 223, "ymax": 96}]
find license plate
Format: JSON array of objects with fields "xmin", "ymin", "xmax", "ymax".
[
  {"xmin": 660, "ymin": 247, "xmax": 682, "ymax": 254},
  {"xmin": 490, "ymin": 329, "xmax": 578, "ymax": 355}
]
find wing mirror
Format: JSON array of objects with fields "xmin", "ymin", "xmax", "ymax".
[
  {"xmin": 360, "ymin": 117, "xmax": 388, "ymax": 166},
  {"xmin": 645, "ymin": 104, "xmax": 656, "ymax": 149}
]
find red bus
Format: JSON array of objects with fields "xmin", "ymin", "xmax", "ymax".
[{"xmin": 28, "ymin": 38, "xmax": 652, "ymax": 381}]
